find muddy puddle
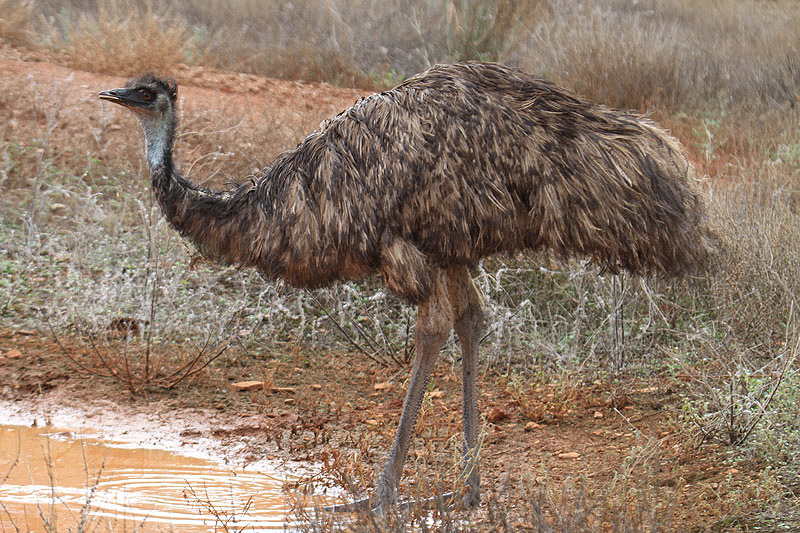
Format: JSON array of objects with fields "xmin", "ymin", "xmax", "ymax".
[{"xmin": 0, "ymin": 424, "xmax": 323, "ymax": 531}]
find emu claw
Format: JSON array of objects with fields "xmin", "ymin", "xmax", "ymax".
[
  {"xmin": 325, "ymin": 491, "xmax": 457, "ymax": 514},
  {"xmin": 324, "ymin": 497, "xmax": 373, "ymax": 513}
]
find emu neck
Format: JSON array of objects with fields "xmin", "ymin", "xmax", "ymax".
[
  {"xmin": 136, "ymin": 108, "xmax": 250, "ymax": 267},
  {"xmin": 138, "ymin": 110, "xmax": 175, "ymax": 173},
  {"xmin": 144, "ymin": 124, "xmax": 172, "ymax": 171}
]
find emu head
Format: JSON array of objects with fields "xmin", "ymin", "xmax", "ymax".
[{"xmin": 99, "ymin": 74, "xmax": 179, "ymax": 163}]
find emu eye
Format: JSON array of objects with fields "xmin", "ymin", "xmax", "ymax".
[{"xmin": 139, "ymin": 89, "xmax": 153, "ymax": 101}]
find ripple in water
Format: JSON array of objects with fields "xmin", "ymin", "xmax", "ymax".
[{"xmin": 0, "ymin": 425, "xmax": 319, "ymax": 531}]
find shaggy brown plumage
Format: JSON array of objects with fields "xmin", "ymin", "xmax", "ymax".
[
  {"xmin": 100, "ymin": 62, "xmax": 716, "ymax": 511},
  {"xmin": 114, "ymin": 63, "xmax": 712, "ymax": 303}
]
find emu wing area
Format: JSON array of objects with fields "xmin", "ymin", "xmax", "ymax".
[{"xmin": 252, "ymin": 62, "xmax": 709, "ymax": 302}]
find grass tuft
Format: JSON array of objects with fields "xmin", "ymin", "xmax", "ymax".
[
  {"xmin": 0, "ymin": 0, "xmax": 33, "ymax": 47},
  {"xmin": 42, "ymin": 0, "xmax": 192, "ymax": 77}
]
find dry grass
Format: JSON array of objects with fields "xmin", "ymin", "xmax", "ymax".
[
  {"xmin": 522, "ymin": 0, "xmax": 800, "ymax": 110},
  {"xmin": 299, "ymin": 441, "xmax": 679, "ymax": 532},
  {"xmin": 6, "ymin": 0, "xmax": 796, "ymax": 157},
  {"xmin": 519, "ymin": 0, "xmax": 800, "ymax": 168},
  {"xmin": 0, "ymin": 0, "xmax": 544, "ymax": 88},
  {"xmin": 40, "ymin": 0, "xmax": 191, "ymax": 77},
  {"xmin": 7, "ymin": 0, "xmax": 796, "ymax": 108},
  {"xmin": 0, "ymin": 0, "xmax": 33, "ymax": 47},
  {"xmin": 709, "ymin": 164, "xmax": 800, "ymax": 347}
]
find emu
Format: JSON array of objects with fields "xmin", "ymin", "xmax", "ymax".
[{"xmin": 99, "ymin": 62, "xmax": 715, "ymax": 512}]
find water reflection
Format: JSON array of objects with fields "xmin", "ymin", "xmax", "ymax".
[{"xmin": 0, "ymin": 424, "xmax": 314, "ymax": 531}]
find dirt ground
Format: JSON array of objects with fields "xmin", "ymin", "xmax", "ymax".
[
  {"xmin": 0, "ymin": 328, "xmax": 752, "ymax": 530},
  {"xmin": 0, "ymin": 43, "xmax": 775, "ymax": 531}
]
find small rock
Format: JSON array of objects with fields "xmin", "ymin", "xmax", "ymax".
[
  {"xmin": 487, "ymin": 407, "xmax": 508, "ymax": 424},
  {"xmin": 5, "ymin": 349, "xmax": 21, "ymax": 359},
  {"xmin": 558, "ymin": 452, "xmax": 581, "ymax": 460},
  {"xmin": 233, "ymin": 380, "xmax": 264, "ymax": 392},
  {"xmin": 524, "ymin": 421, "xmax": 540, "ymax": 432}
]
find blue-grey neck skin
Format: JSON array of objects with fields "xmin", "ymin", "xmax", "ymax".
[
  {"xmin": 131, "ymin": 93, "xmax": 175, "ymax": 174},
  {"xmin": 141, "ymin": 115, "xmax": 173, "ymax": 171}
]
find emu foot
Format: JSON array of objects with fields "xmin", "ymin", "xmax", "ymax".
[
  {"xmin": 325, "ymin": 479, "xmax": 396, "ymax": 514},
  {"xmin": 326, "ymin": 491, "xmax": 458, "ymax": 515},
  {"xmin": 461, "ymin": 484, "xmax": 480, "ymax": 509},
  {"xmin": 459, "ymin": 464, "xmax": 481, "ymax": 509},
  {"xmin": 325, "ymin": 496, "xmax": 373, "ymax": 513}
]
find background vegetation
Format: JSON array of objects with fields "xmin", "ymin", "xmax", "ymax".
[{"xmin": 1, "ymin": 0, "xmax": 799, "ymax": 530}]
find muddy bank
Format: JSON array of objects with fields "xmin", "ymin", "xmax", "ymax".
[{"xmin": 0, "ymin": 391, "xmax": 308, "ymax": 474}]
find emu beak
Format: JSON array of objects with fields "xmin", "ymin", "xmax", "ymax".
[{"xmin": 99, "ymin": 88, "xmax": 132, "ymax": 107}]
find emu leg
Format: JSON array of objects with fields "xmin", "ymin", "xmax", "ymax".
[
  {"xmin": 369, "ymin": 276, "xmax": 453, "ymax": 512},
  {"xmin": 448, "ymin": 266, "xmax": 485, "ymax": 507}
]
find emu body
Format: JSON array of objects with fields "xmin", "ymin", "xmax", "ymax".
[{"xmin": 100, "ymin": 62, "xmax": 714, "ymax": 510}]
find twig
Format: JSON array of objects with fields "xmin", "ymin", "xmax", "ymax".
[
  {"xmin": 45, "ymin": 318, "xmax": 115, "ymax": 378},
  {"xmin": 165, "ymin": 341, "xmax": 232, "ymax": 389},
  {"xmin": 77, "ymin": 442, "xmax": 108, "ymax": 532},
  {"xmin": 309, "ymin": 293, "xmax": 388, "ymax": 367},
  {"xmin": 737, "ymin": 329, "xmax": 798, "ymax": 445},
  {"xmin": 161, "ymin": 310, "xmax": 242, "ymax": 387}
]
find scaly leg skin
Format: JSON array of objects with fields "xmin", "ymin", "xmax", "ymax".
[
  {"xmin": 448, "ymin": 266, "xmax": 485, "ymax": 508},
  {"xmin": 329, "ymin": 272, "xmax": 454, "ymax": 514},
  {"xmin": 373, "ymin": 283, "xmax": 452, "ymax": 513},
  {"xmin": 327, "ymin": 268, "xmax": 486, "ymax": 514}
]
